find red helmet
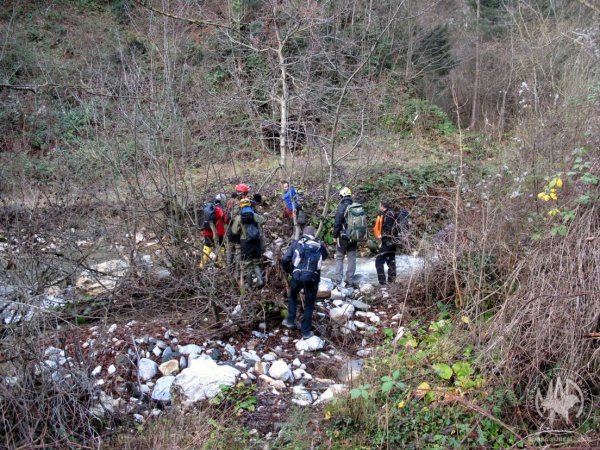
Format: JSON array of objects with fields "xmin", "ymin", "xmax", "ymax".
[{"xmin": 235, "ymin": 183, "xmax": 249, "ymax": 194}]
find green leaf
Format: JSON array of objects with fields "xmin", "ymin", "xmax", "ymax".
[
  {"xmin": 452, "ymin": 361, "xmax": 473, "ymax": 380},
  {"xmin": 350, "ymin": 388, "xmax": 362, "ymax": 400},
  {"xmin": 433, "ymin": 363, "xmax": 453, "ymax": 380},
  {"xmin": 381, "ymin": 381, "xmax": 394, "ymax": 393},
  {"xmin": 380, "ymin": 375, "xmax": 392, "ymax": 382},
  {"xmin": 392, "ymin": 369, "xmax": 400, "ymax": 380}
]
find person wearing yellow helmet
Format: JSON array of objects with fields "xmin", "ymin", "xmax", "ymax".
[{"xmin": 332, "ymin": 186, "xmax": 358, "ymax": 287}]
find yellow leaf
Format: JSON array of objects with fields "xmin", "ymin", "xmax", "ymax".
[
  {"xmin": 550, "ymin": 188, "xmax": 556, "ymax": 193},
  {"xmin": 324, "ymin": 410, "xmax": 332, "ymax": 420},
  {"xmin": 556, "ymin": 178, "xmax": 563, "ymax": 188},
  {"xmin": 550, "ymin": 192, "xmax": 558, "ymax": 200},
  {"xmin": 537, "ymin": 192, "xmax": 545, "ymax": 199},
  {"xmin": 461, "ymin": 315, "xmax": 470, "ymax": 324},
  {"xmin": 543, "ymin": 195, "xmax": 551, "ymax": 201},
  {"xmin": 397, "ymin": 401, "xmax": 405, "ymax": 408},
  {"xmin": 415, "ymin": 382, "xmax": 431, "ymax": 399}
]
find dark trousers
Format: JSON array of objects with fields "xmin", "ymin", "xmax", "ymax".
[
  {"xmin": 375, "ymin": 242, "xmax": 396, "ymax": 285},
  {"xmin": 286, "ymin": 276, "xmax": 318, "ymax": 336}
]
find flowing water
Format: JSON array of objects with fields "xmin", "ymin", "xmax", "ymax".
[{"xmin": 321, "ymin": 254, "xmax": 426, "ymax": 285}]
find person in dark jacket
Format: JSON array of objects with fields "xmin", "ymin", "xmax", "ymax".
[
  {"xmin": 374, "ymin": 200, "xmax": 397, "ymax": 285},
  {"xmin": 332, "ymin": 187, "xmax": 357, "ymax": 287},
  {"xmin": 280, "ymin": 226, "xmax": 329, "ymax": 339}
]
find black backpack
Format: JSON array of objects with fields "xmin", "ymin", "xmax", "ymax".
[
  {"xmin": 292, "ymin": 236, "xmax": 323, "ymax": 282},
  {"xmin": 201, "ymin": 202, "xmax": 216, "ymax": 230}
]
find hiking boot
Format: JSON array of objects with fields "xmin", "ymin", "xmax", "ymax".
[
  {"xmin": 281, "ymin": 319, "xmax": 295, "ymax": 329},
  {"xmin": 302, "ymin": 331, "xmax": 314, "ymax": 339}
]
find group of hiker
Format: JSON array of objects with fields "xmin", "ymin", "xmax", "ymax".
[{"xmin": 198, "ymin": 182, "xmax": 409, "ymax": 339}]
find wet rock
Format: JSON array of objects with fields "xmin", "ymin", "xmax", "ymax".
[
  {"xmin": 138, "ymin": 358, "xmax": 158, "ymax": 381},
  {"xmin": 295, "ymin": 335, "xmax": 325, "ymax": 352},
  {"xmin": 268, "ymin": 360, "xmax": 292, "ymax": 382},
  {"xmin": 337, "ymin": 360, "xmax": 364, "ymax": 383},
  {"xmin": 209, "ymin": 348, "xmax": 221, "ymax": 361},
  {"xmin": 171, "ymin": 359, "xmax": 240, "ymax": 405},
  {"xmin": 151, "ymin": 376, "xmax": 175, "ymax": 402},
  {"xmin": 159, "ymin": 360, "xmax": 179, "ymax": 376}
]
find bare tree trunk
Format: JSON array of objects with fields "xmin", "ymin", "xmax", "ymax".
[
  {"xmin": 274, "ymin": 11, "xmax": 289, "ymax": 173},
  {"xmin": 468, "ymin": 0, "xmax": 481, "ymax": 130}
]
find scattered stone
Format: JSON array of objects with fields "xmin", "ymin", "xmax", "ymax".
[
  {"xmin": 108, "ymin": 324, "xmax": 117, "ymax": 333},
  {"xmin": 259, "ymin": 374, "xmax": 286, "ymax": 390},
  {"xmin": 179, "ymin": 356, "xmax": 187, "ymax": 370},
  {"xmin": 133, "ymin": 413, "xmax": 144, "ymax": 423},
  {"xmin": 340, "ymin": 321, "xmax": 357, "ymax": 334},
  {"xmin": 262, "ymin": 353, "xmax": 277, "ymax": 362},
  {"xmin": 152, "ymin": 346, "xmax": 162, "ymax": 357},
  {"xmin": 292, "ymin": 358, "xmax": 301, "ymax": 368},
  {"xmin": 171, "ymin": 359, "xmax": 240, "ymax": 405},
  {"xmin": 179, "ymin": 344, "xmax": 202, "ymax": 356},
  {"xmin": 224, "ymin": 344, "xmax": 236, "ymax": 358},
  {"xmin": 351, "ymin": 299, "xmax": 370, "ymax": 311},
  {"xmin": 151, "ymin": 376, "xmax": 175, "ymax": 402},
  {"xmin": 91, "ymin": 365, "xmax": 102, "ymax": 377},
  {"xmin": 356, "ymin": 349, "xmax": 372, "ymax": 357},
  {"xmin": 329, "ymin": 304, "xmax": 355, "ymax": 323},
  {"xmin": 155, "ymin": 340, "xmax": 168, "ymax": 349},
  {"xmin": 352, "ymin": 320, "xmax": 368, "ymax": 329},
  {"xmin": 268, "ymin": 360, "xmax": 292, "ymax": 382},
  {"xmin": 329, "ymin": 289, "xmax": 345, "ymax": 300},
  {"xmin": 337, "ymin": 360, "xmax": 364, "ymax": 383},
  {"xmin": 292, "ymin": 385, "xmax": 313, "ymax": 403},
  {"xmin": 76, "ymin": 259, "xmax": 129, "ymax": 296},
  {"xmin": 314, "ymin": 384, "xmax": 347, "ymax": 405},
  {"xmin": 255, "ymin": 361, "xmax": 268, "ymax": 375},
  {"xmin": 138, "ymin": 358, "xmax": 158, "ymax": 381},
  {"xmin": 242, "ymin": 351, "xmax": 261, "ymax": 362},
  {"xmin": 159, "ymin": 360, "xmax": 179, "ymax": 376},
  {"xmin": 209, "ymin": 348, "xmax": 221, "ymax": 361},
  {"xmin": 161, "ymin": 347, "xmax": 176, "ymax": 363},
  {"xmin": 293, "ymin": 369, "xmax": 313, "ymax": 380},
  {"xmin": 252, "ymin": 331, "xmax": 268, "ymax": 339},
  {"xmin": 295, "ymin": 335, "xmax": 325, "ymax": 352},
  {"xmin": 107, "ymin": 365, "xmax": 117, "ymax": 375},
  {"xmin": 359, "ymin": 283, "xmax": 374, "ymax": 294}
]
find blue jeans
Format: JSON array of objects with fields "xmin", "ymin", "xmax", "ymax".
[{"xmin": 286, "ymin": 276, "xmax": 318, "ymax": 336}]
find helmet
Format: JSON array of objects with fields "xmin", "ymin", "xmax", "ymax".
[
  {"xmin": 339, "ymin": 187, "xmax": 352, "ymax": 197},
  {"xmin": 235, "ymin": 183, "xmax": 249, "ymax": 194},
  {"xmin": 215, "ymin": 193, "xmax": 226, "ymax": 204},
  {"xmin": 239, "ymin": 198, "xmax": 251, "ymax": 208}
]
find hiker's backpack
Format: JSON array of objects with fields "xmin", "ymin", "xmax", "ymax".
[
  {"xmin": 344, "ymin": 203, "xmax": 368, "ymax": 242},
  {"xmin": 239, "ymin": 206, "xmax": 260, "ymax": 243},
  {"xmin": 201, "ymin": 202, "xmax": 216, "ymax": 231},
  {"xmin": 292, "ymin": 237, "xmax": 323, "ymax": 282}
]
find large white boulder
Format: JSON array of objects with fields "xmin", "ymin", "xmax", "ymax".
[{"xmin": 171, "ymin": 358, "xmax": 240, "ymax": 405}]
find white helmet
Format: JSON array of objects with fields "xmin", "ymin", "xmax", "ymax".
[
  {"xmin": 215, "ymin": 193, "xmax": 226, "ymax": 204},
  {"xmin": 339, "ymin": 187, "xmax": 352, "ymax": 197}
]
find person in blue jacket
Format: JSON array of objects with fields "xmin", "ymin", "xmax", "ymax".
[{"xmin": 281, "ymin": 181, "xmax": 301, "ymax": 239}]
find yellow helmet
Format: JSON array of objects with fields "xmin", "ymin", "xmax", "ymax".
[
  {"xmin": 339, "ymin": 187, "xmax": 352, "ymax": 197},
  {"xmin": 239, "ymin": 198, "xmax": 251, "ymax": 208}
]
